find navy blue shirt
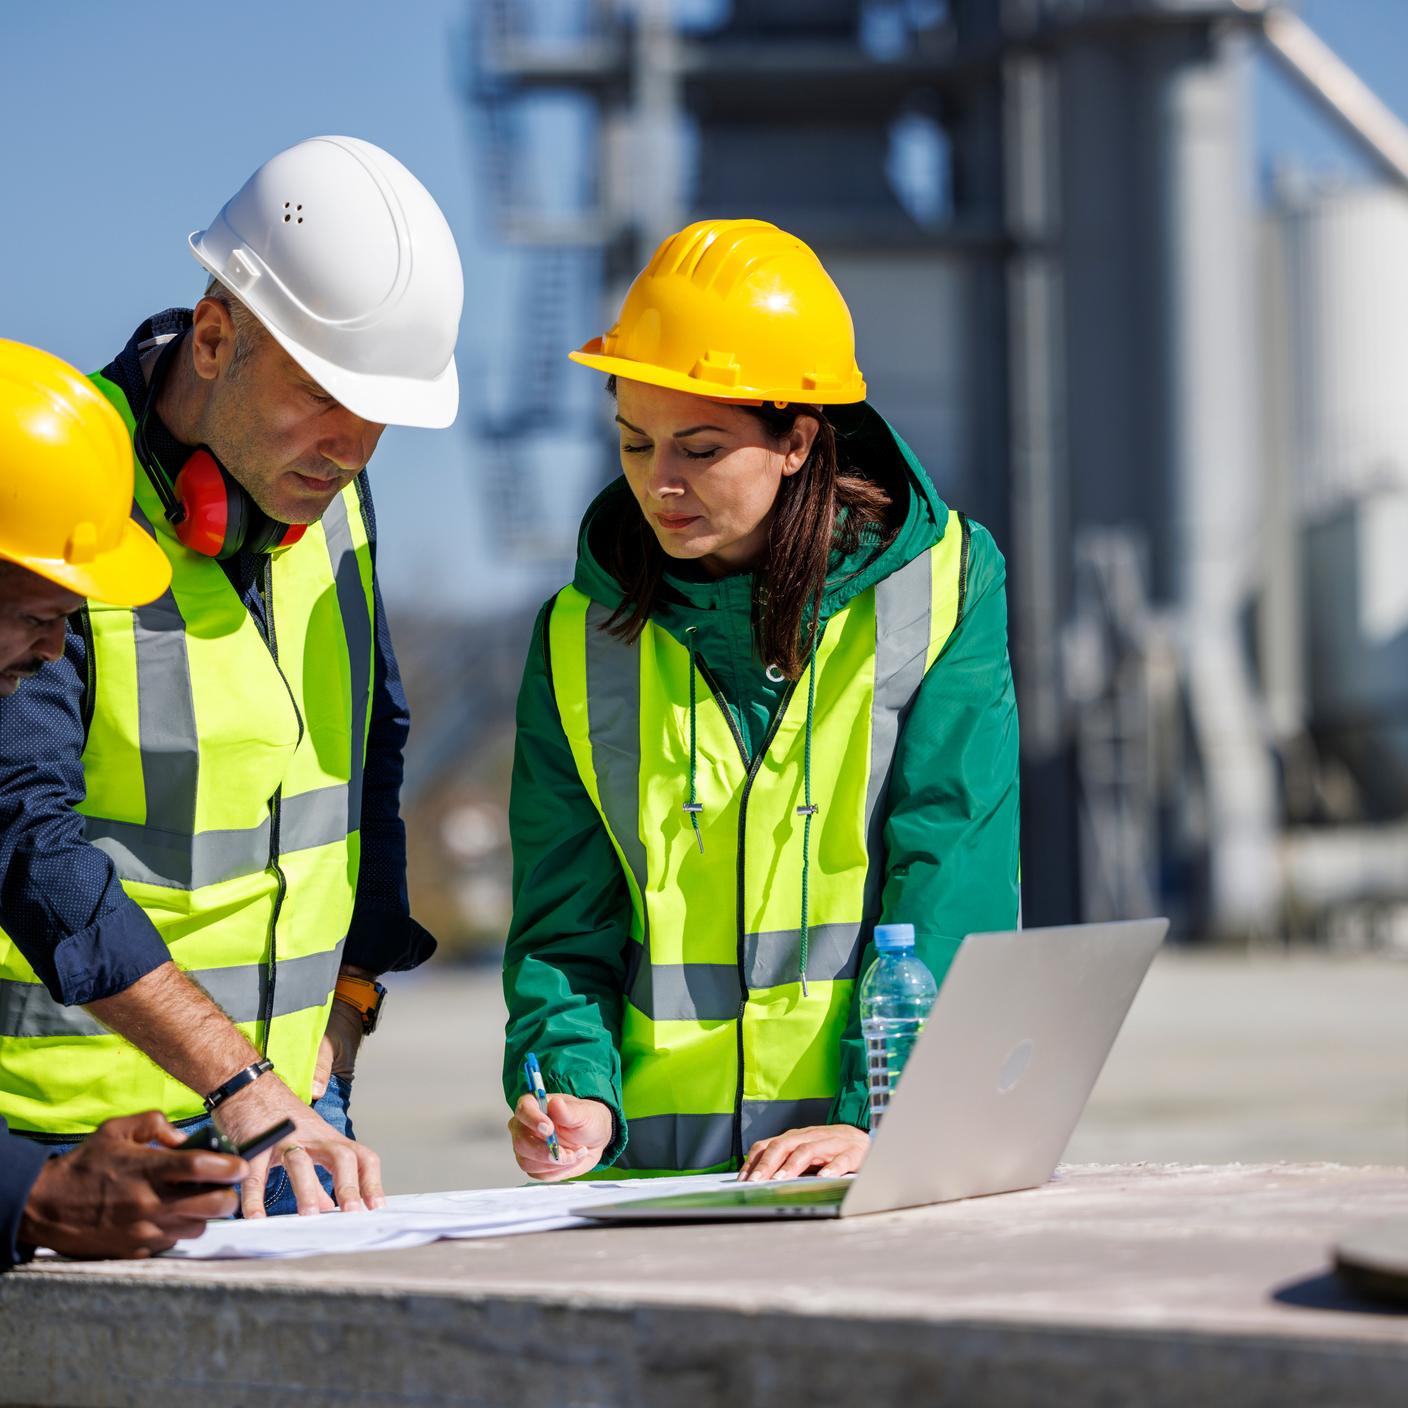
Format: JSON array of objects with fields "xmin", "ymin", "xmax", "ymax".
[{"xmin": 0, "ymin": 311, "xmax": 435, "ymax": 1008}]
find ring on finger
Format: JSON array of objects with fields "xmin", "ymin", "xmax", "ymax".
[{"xmin": 282, "ymin": 1143, "xmax": 304, "ymax": 1157}]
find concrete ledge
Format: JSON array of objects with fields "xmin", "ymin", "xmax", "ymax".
[{"xmin": 2, "ymin": 1164, "xmax": 1406, "ymax": 1408}]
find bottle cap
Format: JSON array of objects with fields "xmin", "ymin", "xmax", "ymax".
[{"xmin": 874, "ymin": 923, "xmax": 916, "ymax": 952}]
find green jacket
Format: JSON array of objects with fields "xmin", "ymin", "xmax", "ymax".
[{"xmin": 502, "ymin": 406, "xmax": 1020, "ymax": 1165}]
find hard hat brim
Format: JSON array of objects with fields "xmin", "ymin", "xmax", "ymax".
[
  {"xmin": 5, "ymin": 518, "xmax": 173, "ymax": 607},
  {"xmin": 568, "ymin": 348, "xmax": 867, "ymax": 406},
  {"xmin": 261, "ymin": 320, "xmax": 460, "ymax": 431},
  {"xmin": 189, "ymin": 232, "xmax": 461, "ymax": 430}
]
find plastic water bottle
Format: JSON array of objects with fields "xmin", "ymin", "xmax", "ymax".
[{"xmin": 859, "ymin": 923, "xmax": 938, "ymax": 1130}]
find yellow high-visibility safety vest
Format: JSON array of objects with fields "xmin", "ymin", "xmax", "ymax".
[
  {"xmin": 548, "ymin": 511, "xmax": 969, "ymax": 1175},
  {"xmin": 0, "ymin": 374, "xmax": 375, "ymax": 1136}
]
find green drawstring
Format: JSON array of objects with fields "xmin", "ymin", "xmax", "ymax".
[
  {"xmin": 796, "ymin": 625, "xmax": 820, "ymax": 997},
  {"xmin": 683, "ymin": 627, "xmax": 704, "ymax": 854}
]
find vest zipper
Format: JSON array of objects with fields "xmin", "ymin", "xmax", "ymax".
[
  {"xmin": 256, "ymin": 557, "xmax": 299, "ymax": 1055},
  {"xmin": 693, "ymin": 655, "xmax": 800, "ymax": 1167}
]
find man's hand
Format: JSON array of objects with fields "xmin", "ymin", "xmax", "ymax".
[
  {"xmin": 508, "ymin": 1093, "xmax": 612, "ymax": 1182},
  {"xmin": 739, "ymin": 1125, "xmax": 870, "ymax": 1182},
  {"xmin": 311, "ymin": 997, "xmax": 364, "ymax": 1100},
  {"xmin": 215, "ymin": 1074, "xmax": 384, "ymax": 1218},
  {"xmin": 19, "ymin": 1112, "xmax": 246, "ymax": 1259}
]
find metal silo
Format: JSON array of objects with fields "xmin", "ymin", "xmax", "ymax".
[{"xmin": 1268, "ymin": 184, "xmax": 1408, "ymax": 823}]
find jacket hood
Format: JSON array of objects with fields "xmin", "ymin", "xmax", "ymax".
[{"xmin": 571, "ymin": 401, "xmax": 950, "ymax": 638}]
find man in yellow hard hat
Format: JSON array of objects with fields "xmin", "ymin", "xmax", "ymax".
[
  {"xmin": 0, "ymin": 340, "xmax": 171, "ymax": 683},
  {"xmin": 0, "ymin": 339, "xmax": 248, "ymax": 1271}
]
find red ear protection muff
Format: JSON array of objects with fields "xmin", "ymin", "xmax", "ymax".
[
  {"xmin": 167, "ymin": 448, "xmax": 306, "ymax": 559},
  {"xmin": 133, "ymin": 337, "xmax": 308, "ymax": 560}
]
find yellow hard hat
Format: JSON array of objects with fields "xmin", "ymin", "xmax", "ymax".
[
  {"xmin": 569, "ymin": 218, "xmax": 867, "ymax": 404},
  {"xmin": 0, "ymin": 339, "xmax": 171, "ymax": 606}
]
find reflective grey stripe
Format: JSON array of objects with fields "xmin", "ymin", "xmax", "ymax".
[
  {"xmin": 861, "ymin": 548, "xmax": 934, "ymax": 933},
  {"xmin": 84, "ymin": 783, "xmax": 349, "ymax": 889},
  {"xmin": 281, "ymin": 783, "xmax": 355, "ymax": 854},
  {"xmin": 0, "ymin": 947, "xmax": 343, "ymax": 1039},
  {"xmin": 632, "ymin": 925, "xmax": 862, "ymax": 1020},
  {"xmin": 133, "ymin": 586, "xmax": 199, "ymax": 835},
  {"xmin": 747, "ymin": 922, "xmax": 862, "ymax": 989},
  {"xmin": 0, "ymin": 984, "xmax": 106, "ymax": 1038},
  {"xmin": 322, "ymin": 490, "xmax": 372, "ymax": 830},
  {"xmin": 629, "ymin": 963, "xmax": 740, "ymax": 1023},
  {"xmin": 85, "ymin": 814, "xmax": 271, "ymax": 891},
  {"xmin": 618, "ymin": 1112, "xmax": 734, "ymax": 1171},
  {"xmin": 741, "ymin": 1098, "xmax": 835, "ymax": 1152},
  {"xmin": 583, "ymin": 602, "xmax": 650, "ymax": 945}
]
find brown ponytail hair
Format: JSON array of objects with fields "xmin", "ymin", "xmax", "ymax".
[{"xmin": 599, "ymin": 383, "xmax": 896, "ymax": 679}]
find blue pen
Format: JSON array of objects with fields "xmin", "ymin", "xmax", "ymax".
[{"xmin": 524, "ymin": 1052, "xmax": 560, "ymax": 1162}]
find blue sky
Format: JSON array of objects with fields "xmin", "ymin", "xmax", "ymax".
[{"xmin": 2, "ymin": 0, "xmax": 1405, "ymax": 616}]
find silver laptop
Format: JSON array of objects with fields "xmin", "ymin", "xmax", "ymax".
[{"xmin": 579, "ymin": 919, "xmax": 1167, "ymax": 1223}]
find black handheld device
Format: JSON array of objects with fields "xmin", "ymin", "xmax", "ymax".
[{"xmin": 178, "ymin": 1117, "xmax": 297, "ymax": 1160}]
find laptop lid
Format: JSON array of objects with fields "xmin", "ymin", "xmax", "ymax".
[{"xmin": 839, "ymin": 919, "xmax": 1167, "ymax": 1216}]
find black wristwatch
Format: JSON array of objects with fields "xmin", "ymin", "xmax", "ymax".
[{"xmin": 203, "ymin": 1057, "xmax": 274, "ymax": 1113}]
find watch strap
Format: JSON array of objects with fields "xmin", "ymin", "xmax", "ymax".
[{"xmin": 334, "ymin": 975, "xmax": 386, "ymax": 1034}]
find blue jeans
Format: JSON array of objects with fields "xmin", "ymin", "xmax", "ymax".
[{"xmin": 32, "ymin": 1074, "xmax": 356, "ymax": 1218}]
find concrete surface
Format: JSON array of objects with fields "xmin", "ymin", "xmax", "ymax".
[
  {"xmin": 3, "ymin": 1163, "xmax": 1408, "ymax": 1407},
  {"xmin": 351, "ymin": 951, "xmax": 1408, "ymax": 1195}
]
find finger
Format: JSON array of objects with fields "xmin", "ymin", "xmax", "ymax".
[
  {"xmin": 513, "ymin": 1094, "xmax": 544, "ymax": 1126},
  {"xmin": 241, "ymin": 1150, "xmax": 272, "ymax": 1219},
  {"xmin": 512, "ymin": 1095, "xmax": 555, "ymax": 1140},
  {"xmin": 510, "ymin": 1125, "xmax": 589, "ymax": 1179},
  {"xmin": 110, "ymin": 1110, "xmax": 179, "ymax": 1146},
  {"xmin": 353, "ymin": 1141, "xmax": 385, "ymax": 1211},
  {"xmin": 309, "ymin": 1140, "xmax": 364, "ymax": 1212},
  {"xmin": 778, "ymin": 1144, "xmax": 827, "ymax": 1180},
  {"xmin": 740, "ymin": 1139, "xmax": 773, "ymax": 1179},
  {"xmin": 149, "ymin": 1115, "xmax": 186, "ymax": 1149},
  {"xmin": 129, "ymin": 1222, "xmax": 181, "ymax": 1255},
  {"xmin": 747, "ymin": 1136, "xmax": 803, "ymax": 1182},
  {"xmin": 511, "ymin": 1098, "xmax": 556, "ymax": 1144},
  {"xmin": 158, "ymin": 1216, "xmax": 221, "ymax": 1243},
  {"xmin": 158, "ymin": 1186, "xmax": 242, "ymax": 1221},
  {"xmin": 151, "ymin": 1150, "xmax": 247, "ymax": 1189},
  {"xmin": 311, "ymin": 1034, "xmax": 334, "ymax": 1101},
  {"xmin": 282, "ymin": 1146, "xmax": 333, "ymax": 1216},
  {"xmin": 509, "ymin": 1122, "xmax": 561, "ymax": 1171},
  {"xmin": 817, "ymin": 1149, "xmax": 865, "ymax": 1178},
  {"xmin": 525, "ymin": 1145, "xmax": 593, "ymax": 1182},
  {"xmin": 317, "ymin": 1140, "xmax": 368, "ymax": 1212}
]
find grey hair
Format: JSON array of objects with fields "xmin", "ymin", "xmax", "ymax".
[{"xmin": 201, "ymin": 277, "xmax": 266, "ymax": 376}]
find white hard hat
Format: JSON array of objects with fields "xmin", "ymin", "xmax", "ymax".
[{"xmin": 189, "ymin": 135, "xmax": 463, "ymax": 429}]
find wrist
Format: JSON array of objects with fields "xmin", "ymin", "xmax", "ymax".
[
  {"xmin": 203, "ymin": 1057, "xmax": 274, "ymax": 1113},
  {"xmin": 333, "ymin": 974, "xmax": 386, "ymax": 1035}
]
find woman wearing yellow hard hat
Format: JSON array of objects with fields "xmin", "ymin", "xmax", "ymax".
[
  {"xmin": 502, "ymin": 219, "xmax": 1020, "ymax": 1181},
  {"xmin": 0, "ymin": 340, "xmax": 171, "ymax": 689}
]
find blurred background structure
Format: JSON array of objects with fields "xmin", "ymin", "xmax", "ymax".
[{"xmin": 451, "ymin": 0, "xmax": 1408, "ymax": 953}]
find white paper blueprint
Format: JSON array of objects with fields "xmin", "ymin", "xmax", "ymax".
[{"xmin": 159, "ymin": 1172, "xmax": 753, "ymax": 1260}]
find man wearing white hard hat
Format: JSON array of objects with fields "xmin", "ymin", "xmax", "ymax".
[{"xmin": 0, "ymin": 136, "xmax": 463, "ymax": 1217}]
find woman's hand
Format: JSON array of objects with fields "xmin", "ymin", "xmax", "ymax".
[
  {"xmin": 739, "ymin": 1124, "xmax": 870, "ymax": 1182},
  {"xmin": 508, "ymin": 1092, "xmax": 613, "ymax": 1181}
]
